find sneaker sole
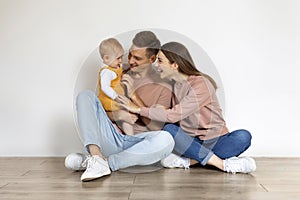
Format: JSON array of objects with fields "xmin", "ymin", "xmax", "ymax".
[
  {"xmin": 160, "ymin": 154, "xmax": 186, "ymax": 169},
  {"xmin": 81, "ymin": 170, "xmax": 111, "ymax": 182},
  {"xmin": 245, "ymin": 157, "xmax": 257, "ymax": 173}
]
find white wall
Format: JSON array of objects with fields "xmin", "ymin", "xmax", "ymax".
[{"xmin": 0, "ymin": 0, "xmax": 299, "ymax": 157}]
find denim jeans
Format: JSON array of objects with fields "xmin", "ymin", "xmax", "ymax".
[
  {"xmin": 76, "ymin": 90, "xmax": 175, "ymax": 171},
  {"xmin": 163, "ymin": 124, "xmax": 252, "ymax": 165}
]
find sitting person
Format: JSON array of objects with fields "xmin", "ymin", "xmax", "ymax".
[
  {"xmin": 97, "ymin": 37, "xmax": 134, "ymax": 135},
  {"xmin": 118, "ymin": 41, "xmax": 256, "ymax": 174},
  {"xmin": 65, "ymin": 31, "xmax": 174, "ymax": 181}
]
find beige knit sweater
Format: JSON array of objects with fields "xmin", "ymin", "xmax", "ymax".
[{"xmin": 140, "ymin": 75, "xmax": 229, "ymax": 140}]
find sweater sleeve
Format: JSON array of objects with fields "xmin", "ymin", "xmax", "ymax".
[
  {"xmin": 100, "ymin": 69, "xmax": 118, "ymax": 99},
  {"xmin": 156, "ymin": 86, "xmax": 172, "ymax": 108},
  {"xmin": 140, "ymin": 77, "xmax": 211, "ymax": 123}
]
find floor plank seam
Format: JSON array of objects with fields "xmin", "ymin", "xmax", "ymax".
[
  {"xmin": 21, "ymin": 170, "xmax": 31, "ymax": 177},
  {"xmin": 39, "ymin": 160, "xmax": 47, "ymax": 166},
  {"xmin": 129, "ymin": 176, "xmax": 136, "ymax": 199},
  {"xmin": 128, "ymin": 191, "xmax": 132, "ymax": 200},
  {"xmin": 260, "ymin": 184, "xmax": 269, "ymax": 192},
  {"xmin": 0, "ymin": 183, "xmax": 9, "ymax": 189}
]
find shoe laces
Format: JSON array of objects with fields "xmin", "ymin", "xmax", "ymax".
[
  {"xmin": 183, "ymin": 161, "xmax": 190, "ymax": 170},
  {"xmin": 225, "ymin": 157, "xmax": 244, "ymax": 174},
  {"xmin": 174, "ymin": 157, "xmax": 190, "ymax": 170},
  {"xmin": 81, "ymin": 156, "xmax": 95, "ymax": 170}
]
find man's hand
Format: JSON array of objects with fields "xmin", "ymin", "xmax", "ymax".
[
  {"xmin": 116, "ymin": 95, "xmax": 141, "ymax": 114},
  {"xmin": 121, "ymin": 74, "xmax": 135, "ymax": 97},
  {"xmin": 108, "ymin": 109, "xmax": 138, "ymax": 124}
]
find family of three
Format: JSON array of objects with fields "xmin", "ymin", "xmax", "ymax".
[{"xmin": 65, "ymin": 31, "xmax": 256, "ymax": 181}]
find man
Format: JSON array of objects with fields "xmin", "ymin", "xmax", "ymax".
[
  {"xmin": 112, "ymin": 31, "xmax": 172, "ymax": 132},
  {"xmin": 65, "ymin": 31, "xmax": 174, "ymax": 182}
]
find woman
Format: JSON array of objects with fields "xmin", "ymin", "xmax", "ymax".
[{"xmin": 118, "ymin": 42, "xmax": 256, "ymax": 173}]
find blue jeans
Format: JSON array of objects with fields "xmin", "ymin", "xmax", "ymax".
[
  {"xmin": 163, "ymin": 124, "xmax": 252, "ymax": 165},
  {"xmin": 76, "ymin": 90, "xmax": 175, "ymax": 171}
]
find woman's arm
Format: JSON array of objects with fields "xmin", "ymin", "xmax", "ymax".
[
  {"xmin": 145, "ymin": 78, "xmax": 211, "ymax": 123},
  {"xmin": 116, "ymin": 95, "xmax": 168, "ymax": 130},
  {"xmin": 119, "ymin": 77, "xmax": 212, "ymax": 123}
]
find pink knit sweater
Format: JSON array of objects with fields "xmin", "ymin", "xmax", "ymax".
[{"xmin": 140, "ymin": 75, "xmax": 229, "ymax": 140}]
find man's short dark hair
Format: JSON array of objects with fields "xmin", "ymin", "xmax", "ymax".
[{"xmin": 132, "ymin": 31, "xmax": 161, "ymax": 58}]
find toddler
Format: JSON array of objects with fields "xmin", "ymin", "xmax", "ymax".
[{"xmin": 97, "ymin": 38, "xmax": 134, "ymax": 135}]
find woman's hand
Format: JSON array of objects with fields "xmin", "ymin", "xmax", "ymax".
[{"xmin": 116, "ymin": 95, "xmax": 141, "ymax": 114}]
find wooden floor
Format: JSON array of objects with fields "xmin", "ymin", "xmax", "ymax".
[{"xmin": 0, "ymin": 157, "xmax": 300, "ymax": 200}]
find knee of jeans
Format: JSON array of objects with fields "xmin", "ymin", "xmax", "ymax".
[
  {"xmin": 77, "ymin": 90, "xmax": 95, "ymax": 103},
  {"xmin": 238, "ymin": 129, "xmax": 252, "ymax": 147},
  {"xmin": 163, "ymin": 124, "xmax": 178, "ymax": 138},
  {"xmin": 159, "ymin": 130, "xmax": 175, "ymax": 152}
]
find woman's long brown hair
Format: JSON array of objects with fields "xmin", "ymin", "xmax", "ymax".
[{"xmin": 160, "ymin": 42, "xmax": 217, "ymax": 90}]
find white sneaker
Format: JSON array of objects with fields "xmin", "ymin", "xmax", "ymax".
[
  {"xmin": 65, "ymin": 153, "xmax": 89, "ymax": 171},
  {"xmin": 80, "ymin": 155, "xmax": 111, "ymax": 181},
  {"xmin": 161, "ymin": 153, "xmax": 190, "ymax": 169},
  {"xmin": 224, "ymin": 157, "xmax": 256, "ymax": 174}
]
